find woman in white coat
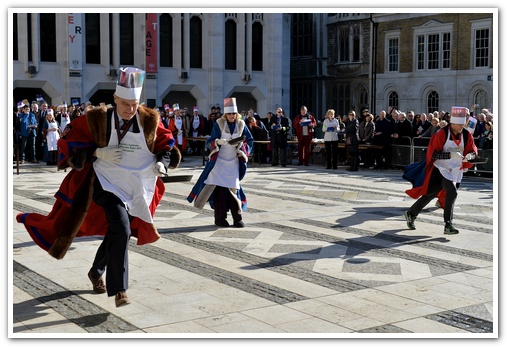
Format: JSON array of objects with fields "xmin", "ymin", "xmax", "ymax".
[
  {"xmin": 322, "ymin": 109, "xmax": 340, "ymax": 169},
  {"xmin": 42, "ymin": 109, "xmax": 61, "ymax": 165}
]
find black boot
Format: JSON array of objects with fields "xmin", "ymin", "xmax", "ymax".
[{"xmin": 347, "ymin": 157, "xmax": 358, "ymax": 171}]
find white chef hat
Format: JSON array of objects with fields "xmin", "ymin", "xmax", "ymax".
[{"xmin": 115, "ymin": 67, "xmax": 146, "ymax": 100}]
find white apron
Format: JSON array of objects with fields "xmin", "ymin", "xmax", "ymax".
[
  {"xmin": 175, "ymin": 116, "xmax": 183, "ymax": 145},
  {"xmin": 46, "ymin": 121, "xmax": 60, "ymax": 151},
  {"xmin": 434, "ymin": 130, "xmax": 464, "ymax": 183},
  {"xmin": 192, "ymin": 116, "xmax": 200, "ymax": 137},
  {"xmin": 93, "ymin": 112, "xmax": 157, "ymax": 223},
  {"xmin": 60, "ymin": 113, "xmax": 71, "ymax": 132},
  {"xmin": 204, "ymin": 124, "xmax": 241, "ymax": 189}
]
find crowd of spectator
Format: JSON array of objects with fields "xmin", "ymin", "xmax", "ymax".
[{"xmin": 13, "ymin": 98, "xmax": 494, "ymax": 171}]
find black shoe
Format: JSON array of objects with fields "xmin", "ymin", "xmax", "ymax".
[
  {"xmin": 271, "ymin": 163, "xmax": 278, "ymax": 166},
  {"xmin": 404, "ymin": 211, "xmax": 416, "ymax": 230},
  {"xmin": 233, "ymin": 220, "xmax": 244, "ymax": 228},
  {"xmin": 281, "ymin": 164, "xmax": 286, "ymax": 167},
  {"xmin": 325, "ymin": 166, "xmax": 332, "ymax": 169},
  {"xmin": 304, "ymin": 163, "xmax": 309, "ymax": 166},
  {"xmin": 444, "ymin": 222, "xmax": 459, "ymax": 235},
  {"xmin": 297, "ymin": 162, "xmax": 303, "ymax": 166},
  {"xmin": 215, "ymin": 219, "xmax": 229, "ymax": 227}
]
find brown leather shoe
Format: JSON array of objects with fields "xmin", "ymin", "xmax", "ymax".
[
  {"xmin": 88, "ymin": 270, "xmax": 106, "ymax": 294},
  {"xmin": 115, "ymin": 292, "xmax": 130, "ymax": 307}
]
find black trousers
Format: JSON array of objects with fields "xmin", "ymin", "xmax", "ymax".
[
  {"xmin": 213, "ymin": 185, "xmax": 242, "ymax": 223},
  {"xmin": 324, "ymin": 140, "xmax": 338, "ymax": 168},
  {"xmin": 271, "ymin": 134, "xmax": 287, "ymax": 165},
  {"xmin": 409, "ymin": 168, "xmax": 459, "ymax": 223},
  {"xmin": 91, "ymin": 177, "xmax": 132, "ymax": 297}
]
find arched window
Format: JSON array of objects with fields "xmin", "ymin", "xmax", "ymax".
[
  {"xmin": 190, "ymin": 16, "xmax": 202, "ymax": 68},
  {"xmin": 252, "ymin": 21, "xmax": 263, "ymax": 71},
  {"xmin": 474, "ymin": 90, "xmax": 488, "ymax": 110},
  {"xmin": 159, "ymin": 14, "xmax": 173, "ymax": 67},
  {"xmin": 359, "ymin": 85, "xmax": 368, "ymax": 106},
  {"xmin": 225, "ymin": 19, "xmax": 237, "ymax": 70},
  {"xmin": 388, "ymin": 91, "xmax": 399, "ymax": 111},
  {"xmin": 427, "ymin": 90, "xmax": 439, "ymax": 114}
]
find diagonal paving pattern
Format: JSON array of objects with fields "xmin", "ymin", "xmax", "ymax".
[{"xmin": 10, "ymin": 156, "xmax": 495, "ymax": 336}]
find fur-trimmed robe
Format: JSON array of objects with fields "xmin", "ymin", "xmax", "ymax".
[
  {"xmin": 404, "ymin": 125, "xmax": 477, "ymax": 206},
  {"xmin": 16, "ymin": 105, "xmax": 181, "ymax": 259}
]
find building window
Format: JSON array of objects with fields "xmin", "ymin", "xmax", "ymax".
[
  {"xmin": 109, "ymin": 14, "xmax": 113, "ymax": 65},
  {"xmin": 352, "ymin": 26, "xmax": 360, "ymax": 62},
  {"xmin": 160, "ymin": 14, "xmax": 173, "ymax": 67},
  {"xmin": 13, "ymin": 13, "xmax": 18, "ymax": 61},
  {"xmin": 40, "ymin": 13, "xmax": 56, "ymax": 62},
  {"xmin": 190, "ymin": 16, "xmax": 202, "ymax": 69},
  {"xmin": 474, "ymin": 89, "xmax": 488, "ymax": 110},
  {"xmin": 474, "ymin": 28, "xmax": 490, "ymax": 68},
  {"xmin": 27, "ymin": 13, "xmax": 32, "ymax": 62},
  {"xmin": 338, "ymin": 27, "xmax": 349, "ymax": 62},
  {"xmin": 119, "ymin": 14, "xmax": 134, "ymax": 66},
  {"xmin": 388, "ymin": 91, "xmax": 399, "ymax": 111},
  {"xmin": 427, "ymin": 34, "xmax": 439, "ymax": 70},
  {"xmin": 359, "ymin": 85, "xmax": 368, "ymax": 106},
  {"xmin": 252, "ymin": 21, "xmax": 263, "ymax": 71},
  {"xmin": 291, "ymin": 82, "xmax": 313, "ymax": 117},
  {"xmin": 416, "ymin": 35, "xmax": 425, "ymax": 70},
  {"xmin": 225, "ymin": 19, "xmax": 237, "ymax": 70},
  {"xmin": 291, "ymin": 13, "xmax": 313, "ymax": 57},
  {"xmin": 337, "ymin": 23, "xmax": 362, "ymax": 63},
  {"xmin": 442, "ymin": 32, "xmax": 451, "ymax": 69},
  {"xmin": 85, "ymin": 13, "xmax": 101, "ymax": 64},
  {"xmin": 338, "ymin": 84, "xmax": 351, "ymax": 115},
  {"xmin": 415, "ymin": 30, "xmax": 452, "ymax": 71},
  {"xmin": 387, "ymin": 37, "xmax": 399, "ymax": 72},
  {"xmin": 427, "ymin": 90, "xmax": 439, "ymax": 113}
]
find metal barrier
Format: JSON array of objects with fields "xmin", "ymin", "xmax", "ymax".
[
  {"xmin": 391, "ymin": 136, "xmax": 493, "ymax": 175},
  {"xmin": 390, "ymin": 137, "xmax": 413, "ymax": 167}
]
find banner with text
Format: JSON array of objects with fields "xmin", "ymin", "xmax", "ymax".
[
  {"xmin": 145, "ymin": 13, "xmax": 158, "ymax": 73},
  {"xmin": 68, "ymin": 13, "xmax": 83, "ymax": 71}
]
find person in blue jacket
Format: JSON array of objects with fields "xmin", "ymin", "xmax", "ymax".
[{"xmin": 187, "ymin": 97, "xmax": 253, "ymax": 228}]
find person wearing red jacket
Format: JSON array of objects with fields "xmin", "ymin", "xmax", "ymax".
[
  {"xmin": 16, "ymin": 67, "xmax": 181, "ymax": 307},
  {"xmin": 404, "ymin": 107, "xmax": 478, "ymax": 235},
  {"xmin": 293, "ymin": 106, "xmax": 317, "ymax": 166}
]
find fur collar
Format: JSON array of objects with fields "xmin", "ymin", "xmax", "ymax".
[
  {"xmin": 86, "ymin": 105, "xmax": 160, "ymax": 151},
  {"xmin": 216, "ymin": 117, "xmax": 245, "ymax": 136}
]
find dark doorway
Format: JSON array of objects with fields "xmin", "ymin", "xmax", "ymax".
[
  {"xmin": 162, "ymin": 91, "xmax": 196, "ymax": 111},
  {"xmin": 89, "ymin": 89, "xmax": 115, "ymax": 106},
  {"xmin": 13, "ymin": 88, "xmax": 49, "ymax": 108}
]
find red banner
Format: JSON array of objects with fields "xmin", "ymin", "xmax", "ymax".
[{"xmin": 145, "ymin": 13, "xmax": 158, "ymax": 73}]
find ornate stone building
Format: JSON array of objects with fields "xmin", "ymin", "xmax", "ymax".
[{"xmin": 12, "ymin": 11, "xmax": 494, "ymax": 122}]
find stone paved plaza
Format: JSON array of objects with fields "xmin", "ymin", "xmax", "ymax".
[{"xmin": 9, "ymin": 155, "xmax": 497, "ymax": 338}]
